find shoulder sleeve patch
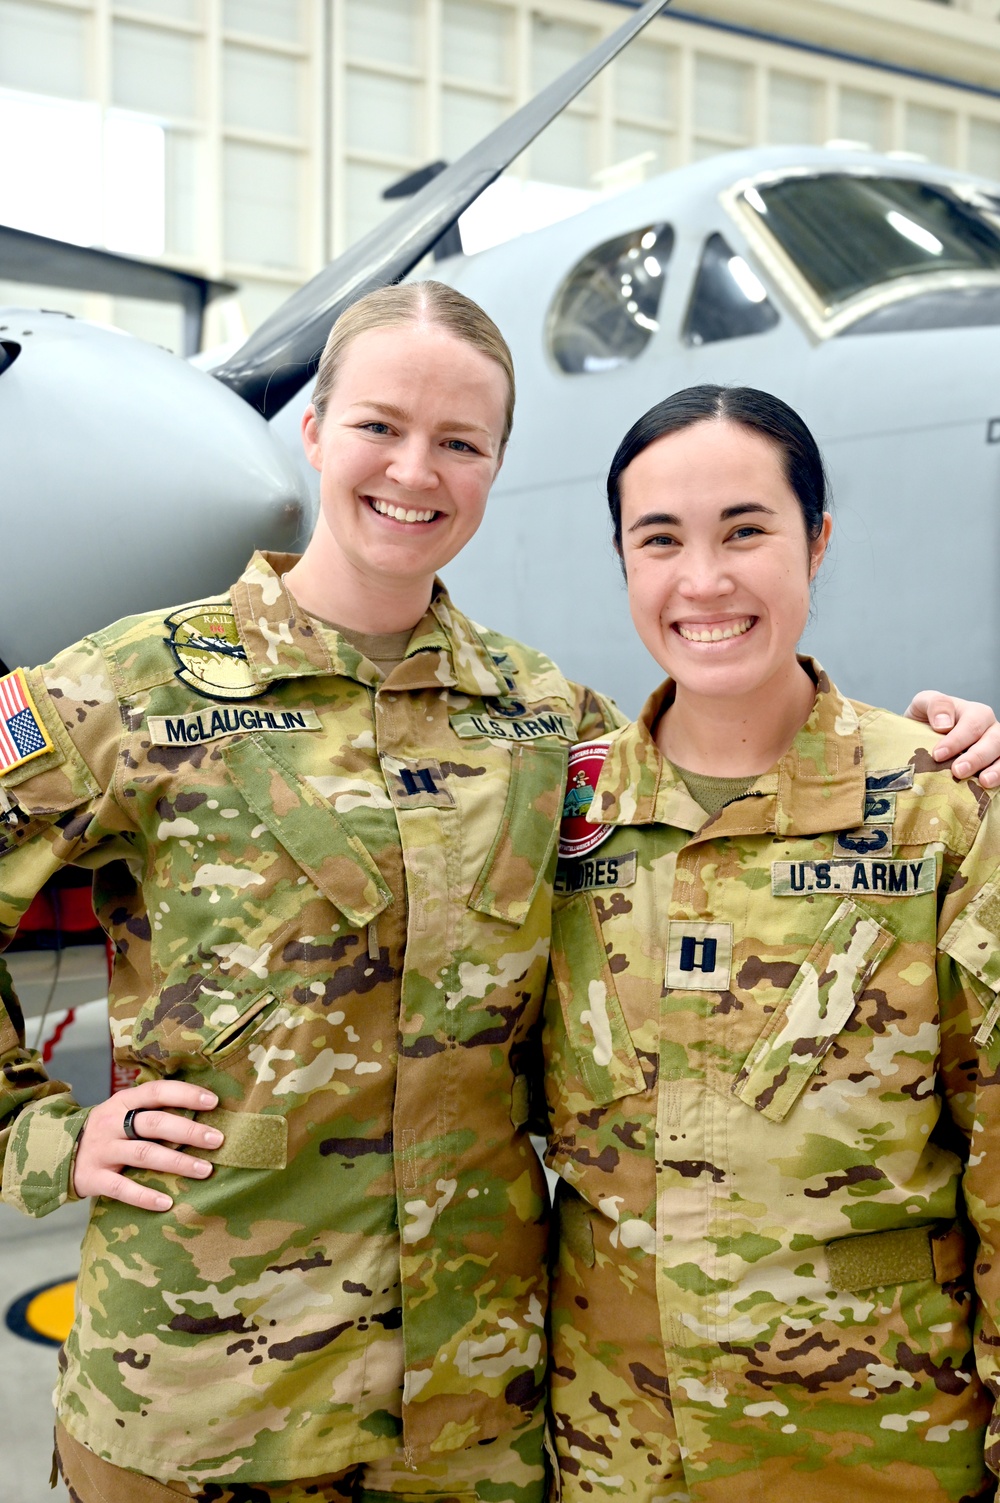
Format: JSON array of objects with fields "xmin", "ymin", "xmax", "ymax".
[
  {"xmin": 559, "ymin": 741, "xmax": 613, "ymax": 859},
  {"xmin": 0, "ymin": 670, "xmax": 55, "ymax": 775}
]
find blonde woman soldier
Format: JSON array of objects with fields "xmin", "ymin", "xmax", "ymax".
[
  {"xmin": 543, "ymin": 385, "xmax": 1000, "ymax": 1502},
  {"xmin": 0, "ymin": 298, "xmax": 994, "ymax": 1503}
]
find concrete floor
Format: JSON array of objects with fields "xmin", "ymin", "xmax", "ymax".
[{"xmin": 2, "ymin": 961, "xmax": 111, "ymax": 1503}]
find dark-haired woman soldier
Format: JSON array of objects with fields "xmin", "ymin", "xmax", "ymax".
[{"xmin": 544, "ymin": 386, "xmax": 1000, "ymax": 1502}]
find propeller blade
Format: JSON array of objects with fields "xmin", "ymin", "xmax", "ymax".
[{"xmin": 213, "ymin": 0, "xmax": 671, "ymax": 419}]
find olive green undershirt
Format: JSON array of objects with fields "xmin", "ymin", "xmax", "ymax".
[
  {"xmin": 309, "ymin": 615, "xmax": 415, "ymax": 679},
  {"xmin": 670, "ymin": 763, "xmax": 757, "ymax": 818}
]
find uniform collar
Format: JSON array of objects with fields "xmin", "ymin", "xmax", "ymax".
[
  {"xmin": 590, "ymin": 659, "xmax": 866, "ymax": 841},
  {"xmin": 230, "ymin": 551, "xmax": 508, "ymax": 696}
]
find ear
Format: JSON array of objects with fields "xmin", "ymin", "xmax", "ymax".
[
  {"xmin": 301, "ymin": 405, "xmax": 323, "ymax": 474},
  {"xmin": 809, "ymin": 512, "xmax": 833, "ymax": 581}
]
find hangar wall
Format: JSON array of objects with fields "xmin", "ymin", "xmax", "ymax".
[{"xmin": 1, "ymin": 0, "xmax": 1000, "ymax": 347}]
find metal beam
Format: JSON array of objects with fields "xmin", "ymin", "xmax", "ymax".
[{"xmin": 0, "ymin": 225, "xmax": 237, "ymax": 355}]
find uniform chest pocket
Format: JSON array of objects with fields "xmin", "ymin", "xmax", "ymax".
[
  {"xmin": 733, "ymin": 899, "xmax": 894, "ymax": 1123},
  {"xmin": 222, "ymin": 734, "xmax": 392, "ymax": 927},
  {"xmin": 549, "ymin": 893, "xmax": 646, "ymax": 1106},
  {"xmin": 469, "ymin": 741, "xmax": 566, "ymax": 925}
]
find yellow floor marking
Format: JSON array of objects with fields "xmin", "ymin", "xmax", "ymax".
[{"xmin": 26, "ymin": 1280, "xmax": 76, "ymax": 1343}]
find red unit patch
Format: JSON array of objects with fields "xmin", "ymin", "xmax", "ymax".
[{"xmin": 559, "ymin": 741, "xmax": 613, "ymax": 859}]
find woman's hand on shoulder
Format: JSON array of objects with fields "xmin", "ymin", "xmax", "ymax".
[
  {"xmin": 905, "ymin": 692, "xmax": 1000, "ymax": 786},
  {"xmin": 73, "ymin": 1081, "xmax": 224, "ymax": 1210}
]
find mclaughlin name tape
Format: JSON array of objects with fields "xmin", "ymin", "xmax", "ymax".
[
  {"xmin": 772, "ymin": 857, "xmax": 935, "ymax": 897},
  {"xmin": 149, "ymin": 707, "xmax": 322, "ymax": 747}
]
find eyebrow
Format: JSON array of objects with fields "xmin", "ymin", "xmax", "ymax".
[
  {"xmin": 349, "ymin": 400, "xmax": 492, "ymax": 437},
  {"xmin": 628, "ymin": 502, "xmax": 777, "ymax": 532}
]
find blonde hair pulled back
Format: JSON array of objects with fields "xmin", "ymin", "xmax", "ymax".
[{"xmin": 311, "ymin": 280, "xmax": 516, "ymax": 447}]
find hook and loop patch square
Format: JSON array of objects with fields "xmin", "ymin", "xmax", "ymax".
[
  {"xmin": 0, "ymin": 670, "xmax": 54, "ymax": 774},
  {"xmin": 665, "ymin": 922, "xmax": 734, "ymax": 991}
]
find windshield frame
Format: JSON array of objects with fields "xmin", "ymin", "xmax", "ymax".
[{"xmin": 722, "ymin": 164, "xmax": 1000, "ymax": 341}]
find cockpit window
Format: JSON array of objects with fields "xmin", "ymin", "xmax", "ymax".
[
  {"xmin": 742, "ymin": 175, "xmax": 1000, "ymax": 314},
  {"xmin": 683, "ymin": 233, "xmax": 780, "ymax": 346},
  {"xmin": 548, "ymin": 223, "xmax": 674, "ymax": 374}
]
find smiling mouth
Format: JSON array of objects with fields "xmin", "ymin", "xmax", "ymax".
[
  {"xmin": 366, "ymin": 496, "xmax": 441, "ymax": 525},
  {"xmin": 674, "ymin": 616, "xmax": 757, "ymax": 643}
]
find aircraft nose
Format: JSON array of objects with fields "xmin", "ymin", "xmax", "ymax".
[{"xmin": 0, "ymin": 310, "xmax": 310, "ymax": 669}]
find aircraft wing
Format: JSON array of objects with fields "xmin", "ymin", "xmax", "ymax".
[{"xmin": 212, "ymin": 0, "xmax": 670, "ymax": 419}]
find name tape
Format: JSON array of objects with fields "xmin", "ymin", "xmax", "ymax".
[
  {"xmin": 450, "ymin": 711, "xmax": 575, "ymax": 743},
  {"xmin": 148, "ymin": 707, "xmax": 322, "ymax": 747},
  {"xmin": 772, "ymin": 857, "xmax": 934, "ymax": 897},
  {"xmin": 555, "ymin": 851, "xmax": 637, "ymax": 895}
]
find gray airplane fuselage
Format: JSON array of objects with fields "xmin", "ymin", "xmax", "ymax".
[{"xmin": 0, "ymin": 311, "xmax": 307, "ymax": 670}]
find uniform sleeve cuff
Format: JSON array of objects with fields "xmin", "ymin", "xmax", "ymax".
[{"xmin": 2, "ymin": 1096, "xmax": 90, "ymax": 1217}]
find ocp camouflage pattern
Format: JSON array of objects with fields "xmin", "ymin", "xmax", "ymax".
[
  {"xmin": 543, "ymin": 666, "xmax": 1000, "ymax": 1502},
  {"xmin": 0, "ymin": 551, "xmax": 618, "ymax": 1487}
]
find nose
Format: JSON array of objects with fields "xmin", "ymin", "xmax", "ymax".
[
  {"xmin": 385, "ymin": 435, "xmax": 439, "ymax": 493},
  {"xmin": 676, "ymin": 544, "xmax": 735, "ymax": 601}
]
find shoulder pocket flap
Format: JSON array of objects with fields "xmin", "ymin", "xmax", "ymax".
[
  {"xmin": 941, "ymin": 873, "xmax": 1000, "ymax": 996},
  {"xmin": 222, "ymin": 735, "xmax": 392, "ymax": 929},
  {"xmin": 195, "ymin": 1107, "xmax": 287, "ymax": 1171},
  {"xmin": 470, "ymin": 742, "xmax": 565, "ymax": 925},
  {"xmin": 734, "ymin": 899, "xmax": 894, "ymax": 1123},
  {"xmin": 550, "ymin": 893, "xmax": 646, "ymax": 1105}
]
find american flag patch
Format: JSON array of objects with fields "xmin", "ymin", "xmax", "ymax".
[{"xmin": 0, "ymin": 670, "xmax": 54, "ymax": 774}]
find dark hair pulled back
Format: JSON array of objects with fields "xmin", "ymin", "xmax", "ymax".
[{"xmin": 607, "ymin": 384, "xmax": 829, "ymax": 553}]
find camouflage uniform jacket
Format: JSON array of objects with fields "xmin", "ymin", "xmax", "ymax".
[
  {"xmin": 0, "ymin": 551, "xmax": 616, "ymax": 1487},
  {"xmin": 544, "ymin": 665, "xmax": 1000, "ymax": 1502}
]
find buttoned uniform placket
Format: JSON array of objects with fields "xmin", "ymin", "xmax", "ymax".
[
  {"xmin": 360, "ymin": 617, "xmax": 530, "ymax": 1455},
  {"xmin": 235, "ymin": 560, "xmax": 569, "ymax": 1458},
  {"xmin": 308, "ymin": 607, "xmax": 520, "ymax": 1455}
]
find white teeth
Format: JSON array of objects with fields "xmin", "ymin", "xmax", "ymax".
[
  {"xmin": 676, "ymin": 617, "xmax": 754, "ymax": 643},
  {"xmin": 369, "ymin": 497, "xmax": 437, "ymax": 523}
]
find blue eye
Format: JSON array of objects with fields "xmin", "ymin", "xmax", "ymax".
[
  {"xmin": 446, "ymin": 439, "xmax": 477, "ymax": 453},
  {"xmin": 361, "ymin": 421, "xmax": 392, "ymax": 435}
]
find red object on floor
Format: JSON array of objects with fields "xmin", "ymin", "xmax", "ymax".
[{"xmin": 42, "ymin": 1009, "xmax": 76, "ymax": 1063}]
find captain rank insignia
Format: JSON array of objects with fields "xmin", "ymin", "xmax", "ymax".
[
  {"xmin": 665, "ymin": 922, "xmax": 734, "ymax": 991},
  {"xmin": 384, "ymin": 758, "xmax": 455, "ymax": 809}
]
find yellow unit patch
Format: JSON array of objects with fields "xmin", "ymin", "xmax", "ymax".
[
  {"xmin": 165, "ymin": 603, "xmax": 266, "ymax": 701},
  {"xmin": 0, "ymin": 669, "xmax": 55, "ymax": 774}
]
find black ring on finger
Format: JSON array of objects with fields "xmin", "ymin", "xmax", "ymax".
[{"xmin": 122, "ymin": 1108, "xmax": 151, "ymax": 1141}]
